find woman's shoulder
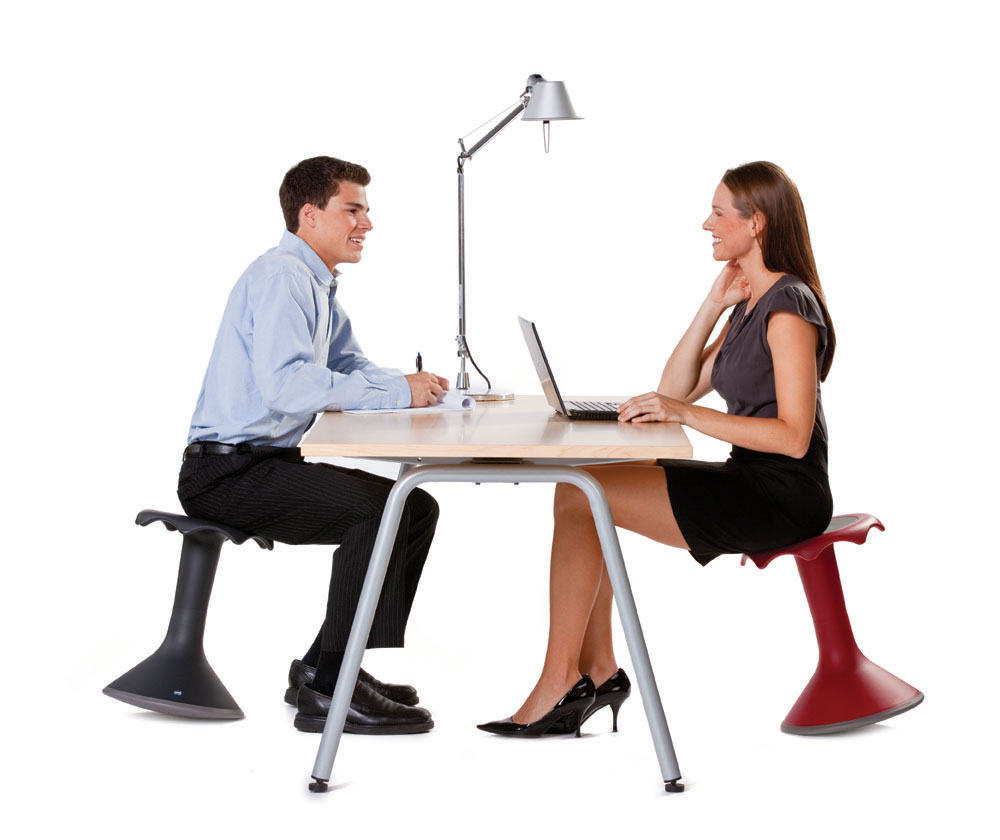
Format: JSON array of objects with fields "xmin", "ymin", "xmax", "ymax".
[
  {"xmin": 770, "ymin": 273, "xmax": 810, "ymax": 299},
  {"xmin": 762, "ymin": 275, "xmax": 825, "ymax": 328}
]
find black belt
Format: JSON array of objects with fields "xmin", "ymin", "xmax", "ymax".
[
  {"xmin": 183, "ymin": 442, "xmax": 302, "ymax": 462},
  {"xmin": 183, "ymin": 442, "xmax": 241, "ymax": 459}
]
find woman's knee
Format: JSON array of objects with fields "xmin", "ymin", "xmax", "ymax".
[{"xmin": 553, "ymin": 481, "xmax": 590, "ymax": 520}]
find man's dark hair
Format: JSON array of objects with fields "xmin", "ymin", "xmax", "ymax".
[{"xmin": 279, "ymin": 156, "xmax": 371, "ymax": 233}]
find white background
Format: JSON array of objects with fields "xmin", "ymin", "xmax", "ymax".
[{"xmin": 3, "ymin": 0, "xmax": 998, "ymax": 836}]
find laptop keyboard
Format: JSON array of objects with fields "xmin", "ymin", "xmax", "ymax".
[{"xmin": 569, "ymin": 400, "xmax": 619, "ymax": 411}]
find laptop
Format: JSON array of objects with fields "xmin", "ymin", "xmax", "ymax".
[{"xmin": 518, "ymin": 316, "xmax": 620, "ymax": 420}]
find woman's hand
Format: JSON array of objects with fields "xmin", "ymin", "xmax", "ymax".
[
  {"xmin": 617, "ymin": 392, "xmax": 688, "ymax": 424},
  {"xmin": 708, "ymin": 259, "xmax": 750, "ymax": 308}
]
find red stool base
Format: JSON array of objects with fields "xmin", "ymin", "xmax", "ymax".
[
  {"xmin": 782, "ymin": 692, "xmax": 924, "ymax": 735},
  {"xmin": 781, "ymin": 653, "xmax": 923, "ymax": 734}
]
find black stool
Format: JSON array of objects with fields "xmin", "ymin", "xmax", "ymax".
[{"xmin": 103, "ymin": 510, "xmax": 273, "ymax": 720}]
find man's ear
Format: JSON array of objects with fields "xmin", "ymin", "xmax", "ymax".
[{"xmin": 299, "ymin": 203, "xmax": 318, "ymax": 230}]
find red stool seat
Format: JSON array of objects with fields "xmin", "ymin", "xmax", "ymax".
[{"xmin": 742, "ymin": 514, "xmax": 923, "ymax": 734}]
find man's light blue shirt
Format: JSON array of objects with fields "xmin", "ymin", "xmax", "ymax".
[{"xmin": 187, "ymin": 230, "xmax": 410, "ymax": 448}]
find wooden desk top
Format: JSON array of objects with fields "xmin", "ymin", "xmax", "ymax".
[{"xmin": 300, "ymin": 395, "xmax": 692, "ymax": 460}]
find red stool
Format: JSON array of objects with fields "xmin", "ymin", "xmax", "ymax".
[{"xmin": 742, "ymin": 514, "xmax": 923, "ymax": 734}]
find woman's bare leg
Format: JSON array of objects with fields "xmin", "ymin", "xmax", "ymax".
[
  {"xmin": 512, "ymin": 463, "xmax": 688, "ymax": 724},
  {"xmin": 576, "ymin": 564, "xmax": 618, "ymax": 686},
  {"xmin": 511, "ymin": 478, "xmax": 604, "ymax": 722}
]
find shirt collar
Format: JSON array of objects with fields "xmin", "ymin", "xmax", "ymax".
[{"xmin": 279, "ymin": 230, "xmax": 341, "ymax": 288}]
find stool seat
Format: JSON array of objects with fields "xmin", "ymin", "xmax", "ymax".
[
  {"xmin": 104, "ymin": 510, "xmax": 273, "ymax": 720},
  {"xmin": 136, "ymin": 509, "xmax": 274, "ymax": 550},
  {"xmin": 741, "ymin": 512, "xmax": 923, "ymax": 735},
  {"xmin": 741, "ymin": 514, "xmax": 884, "ymax": 569}
]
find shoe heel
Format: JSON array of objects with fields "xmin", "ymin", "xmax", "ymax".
[{"xmin": 609, "ymin": 697, "xmax": 626, "ymax": 733}]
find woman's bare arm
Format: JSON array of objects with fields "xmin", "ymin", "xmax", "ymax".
[
  {"xmin": 658, "ymin": 260, "xmax": 748, "ymax": 401},
  {"xmin": 679, "ymin": 320, "xmax": 730, "ymax": 403},
  {"xmin": 621, "ymin": 312, "xmax": 819, "ymax": 459},
  {"xmin": 657, "ymin": 298, "xmax": 729, "ymax": 400}
]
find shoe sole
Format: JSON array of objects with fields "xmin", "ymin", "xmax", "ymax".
[
  {"xmin": 294, "ymin": 713, "xmax": 434, "ymax": 735},
  {"xmin": 476, "ymin": 724, "xmax": 553, "ymax": 738}
]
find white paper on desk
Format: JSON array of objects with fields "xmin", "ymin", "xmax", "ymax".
[{"xmin": 344, "ymin": 390, "xmax": 476, "ymax": 414}]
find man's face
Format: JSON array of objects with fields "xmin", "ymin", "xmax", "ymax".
[{"xmin": 299, "ymin": 181, "xmax": 373, "ymax": 269}]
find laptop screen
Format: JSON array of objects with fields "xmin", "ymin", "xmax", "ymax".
[{"xmin": 518, "ymin": 316, "xmax": 568, "ymax": 415}]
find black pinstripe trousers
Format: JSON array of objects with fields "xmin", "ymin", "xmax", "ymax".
[{"xmin": 177, "ymin": 445, "xmax": 438, "ymax": 652}]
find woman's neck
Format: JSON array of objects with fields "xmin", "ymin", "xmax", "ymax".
[{"xmin": 737, "ymin": 250, "xmax": 787, "ymax": 311}]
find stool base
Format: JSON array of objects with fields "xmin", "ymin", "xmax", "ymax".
[
  {"xmin": 102, "ymin": 687, "xmax": 244, "ymax": 720},
  {"xmin": 103, "ymin": 646, "xmax": 244, "ymax": 721},
  {"xmin": 782, "ymin": 691, "xmax": 924, "ymax": 735},
  {"xmin": 782, "ymin": 653, "xmax": 922, "ymax": 735}
]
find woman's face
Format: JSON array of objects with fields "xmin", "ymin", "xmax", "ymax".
[{"xmin": 702, "ymin": 182, "xmax": 757, "ymax": 262}]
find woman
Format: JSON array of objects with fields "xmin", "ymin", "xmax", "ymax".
[{"xmin": 478, "ymin": 161, "xmax": 835, "ymax": 736}]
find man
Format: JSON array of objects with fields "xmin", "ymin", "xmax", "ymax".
[{"xmin": 178, "ymin": 155, "xmax": 448, "ymax": 735}]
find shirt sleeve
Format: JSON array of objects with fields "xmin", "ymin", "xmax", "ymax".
[
  {"xmin": 764, "ymin": 282, "xmax": 829, "ymax": 361},
  {"xmin": 248, "ymin": 272, "xmax": 411, "ymax": 415}
]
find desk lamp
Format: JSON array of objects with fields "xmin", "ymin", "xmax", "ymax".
[{"xmin": 455, "ymin": 74, "xmax": 581, "ymax": 400}]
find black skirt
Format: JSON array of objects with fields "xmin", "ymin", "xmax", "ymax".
[{"xmin": 659, "ymin": 435, "xmax": 833, "ymax": 565}]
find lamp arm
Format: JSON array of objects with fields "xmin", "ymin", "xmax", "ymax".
[{"xmin": 458, "ymin": 99, "xmax": 528, "ymax": 164}]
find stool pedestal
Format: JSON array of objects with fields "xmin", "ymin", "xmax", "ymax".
[
  {"xmin": 783, "ymin": 545, "xmax": 923, "ymax": 734},
  {"xmin": 743, "ymin": 514, "xmax": 923, "ymax": 735},
  {"xmin": 104, "ymin": 530, "xmax": 245, "ymax": 719},
  {"xmin": 104, "ymin": 510, "xmax": 272, "ymax": 720}
]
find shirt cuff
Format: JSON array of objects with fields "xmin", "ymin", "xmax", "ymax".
[{"xmin": 384, "ymin": 373, "xmax": 411, "ymax": 409}]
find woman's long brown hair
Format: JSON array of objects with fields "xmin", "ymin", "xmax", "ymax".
[{"xmin": 722, "ymin": 161, "xmax": 836, "ymax": 381}]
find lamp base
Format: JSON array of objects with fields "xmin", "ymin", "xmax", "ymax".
[{"xmin": 459, "ymin": 389, "xmax": 515, "ymax": 402}]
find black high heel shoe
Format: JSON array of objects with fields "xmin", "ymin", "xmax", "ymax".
[
  {"xmin": 547, "ymin": 668, "xmax": 631, "ymax": 734},
  {"xmin": 476, "ymin": 676, "xmax": 596, "ymax": 738}
]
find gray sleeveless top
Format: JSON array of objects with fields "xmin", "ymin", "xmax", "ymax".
[{"xmin": 711, "ymin": 274, "xmax": 829, "ymax": 444}]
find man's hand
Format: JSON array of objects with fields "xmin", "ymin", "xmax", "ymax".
[{"xmin": 405, "ymin": 372, "xmax": 450, "ymax": 407}]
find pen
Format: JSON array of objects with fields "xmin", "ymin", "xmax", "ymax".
[{"xmin": 416, "ymin": 352, "xmax": 422, "ymax": 372}]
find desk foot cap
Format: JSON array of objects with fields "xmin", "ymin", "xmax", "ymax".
[
  {"xmin": 664, "ymin": 779, "xmax": 685, "ymax": 793},
  {"xmin": 309, "ymin": 778, "xmax": 330, "ymax": 793}
]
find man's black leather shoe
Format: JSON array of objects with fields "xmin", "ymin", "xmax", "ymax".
[
  {"xmin": 294, "ymin": 681, "xmax": 434, "ymax": 735},
  {"xmin": 284, "ymin": 659, "xmax": 420, "ymax": 706},
  {"xmin": 357, "ymin": 667, "xmax": 419, "ymax": 706}
]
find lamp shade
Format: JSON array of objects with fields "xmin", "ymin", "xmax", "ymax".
[{"xmin": 522, "ymin": 81, "xmax": 581, "ymax": 121}]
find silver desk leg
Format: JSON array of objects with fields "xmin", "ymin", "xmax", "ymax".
[
  {"xmin": 308, "ymin": 464, "xmax": 683, "ymax": 793},
  {"xmin": 575, "ymin": 471, "xmax": 685, "ymax": 793}
]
